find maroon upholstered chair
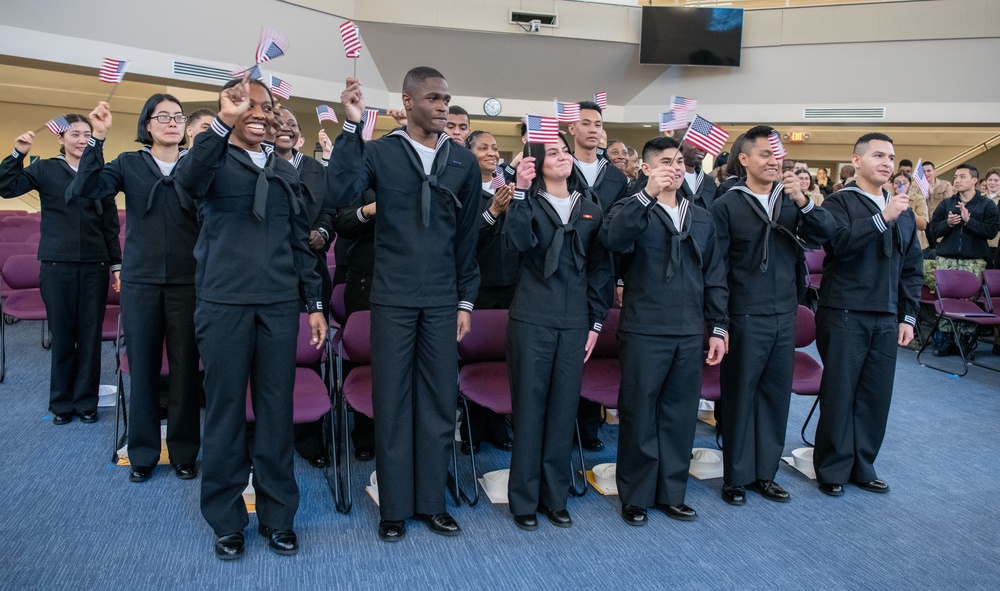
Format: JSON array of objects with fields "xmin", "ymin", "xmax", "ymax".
[
  {"xmin": 917, "ymin": 270, "xmax": 1000, "ymax": 376},
  {"xmin": 0, "ymin": 254, "xmax": 49, "ymax": 382},
  {"xmin": 790, "ymin": 305, "xmax": 824, "ymax": 445},
  {"xmin": 804, "ymin": 248, "xmax": 825, "ymax": 300},
  {"xmin": 0, "ymin": 242, "xmax": 37, "ymax": 297}
]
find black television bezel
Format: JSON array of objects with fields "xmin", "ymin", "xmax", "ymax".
[{"xmin": 639, "ymin": 6, "xmax": 744, "ymax": 68}]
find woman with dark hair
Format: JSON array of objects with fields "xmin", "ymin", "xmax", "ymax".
[
  {"xmin": 502, "ymin": 134, "xmax": 610, "ymax": 531},
  {"xmin": 173, "ymin": 75, "xmax": 326, "ymax": 560},
  {"xmin": 890, "ymin": 171, "xmax": 929, "ymax": 251},
  {"xmin": 717, "ymin": 133, "xmax": 746, "ymax": 195},
  {"xmin": 74, "ymin": 95, "xmax": 201, "ymax": 483},
  {"xmin": 0, "ymin": 114, "xmax": 121, "ymax": 425},
  {"xmin": 796, "ymin": 168, "xmax": 823, "ymax": 206}
]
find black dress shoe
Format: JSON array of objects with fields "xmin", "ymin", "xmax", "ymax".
[
  {"xmin": 495, "ymin": 439, "xmax": 513, "ymax": 452},
  {"xmin": 377, "ymin": 519, "xmax": 406, "ymax": 542},
  {"xmin": 818, "ymin": 482, "xmax": 845, "ymax": 496},
  {"xmin": 78, "ymin": 410, "xmax": 98, "ymax": 423},
  {"xmin": 214, "ymin": 532, "xmax": 245, "ymax": 560},
  {"xmin": 52, "ymin": 413, "xmax": 73, "ymax": 425},
  {"xmin": 129, "ymin": 465, "xmax": 153, "ymax": 483},
  {"xmin": 932, "ymin": 344, "xmax": 958, "ymax": 357},
  {"xmin": 850, "ymin": 479, "xmax": 890, "ymax": 493},
  {"xmin": 512, "ymin": 513, "xmax": 537, "ymax": 531},
  {"xmin": 418, "ymin": 513, "xmax": 461, "ymax": 536},
  {"xmin": 620, "ymin": 504, "xmax": 647, "ymax": 526},
  {"xmin": 307, "ymin": 453, "xmax": 327, "ymax": 468},
  {"xmin": 258, "ymin": 525, "xmax": 298, "ymax": 555},
  {"xmin": 748, "ymin": 479, "xmax": 791, "ymax": 503},
  {"xmin": 721, "ymin": 484, "xmax": 747, "ymax": 506},
  {"xmin": 662, "ymin": 503, "xmax": 698, "ymax": 521},
  {"xmin": 459, "ymin": 441, "xmax": 480, "ymax": 455},
  {"xmin": 582, "ymin": 438, "xmax": 604, "ymax": 452},
  {"xmin": 354, "ymin": 448, "xmax": 374, "ymax": 462},
  {"xmin": 173, "ymin": 464, "xmax": 198, "ymax": 480},
  {"xmin": 541, "ymin": 507, "xmax": 573, "ymax": 528}
]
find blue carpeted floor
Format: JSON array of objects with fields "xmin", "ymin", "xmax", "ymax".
[{"xmin": 0, "ymin": 317, "xmax": 997, "ymax": 590}]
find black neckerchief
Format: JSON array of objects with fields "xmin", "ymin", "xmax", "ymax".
[
  {"xmin": 388, "ymin": 130, "xmax": 460, "ymax": 227},
  {"xmin": 535, "ymin": 191, "xmax": 585, "ymax": 278},
  {"xmin": 573, "ymin": 157, "xmax": 608, "ymax": 208},
  {"xmin": 839, "ymin": 182, "xmax": 894, "ymax": 256},
  {"xmin": 650, "ymin": 197, "xmax": 701, "ymax": 281},
  {"xmin": 730, "ymin": 180, "xmax": 806, "ymax": 272},
  {"xmin": 229, "ymin": 144, "xmax": 298, "ymax": 221},
  {"xmin": 139, "ymin": 147, "xmax": 193, "ymax": 216}
]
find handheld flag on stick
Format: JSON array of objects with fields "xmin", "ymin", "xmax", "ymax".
[
  {"xmin": 593, "ymin": 92, "xmax": 608, "ymax": 110},
  {"xmin": 340, "ymin": 21, "xmax": 362, "ymax": 58},
  {"xmin": 229, "ymin": 64, "xmax": 265, "ymax": 81},
  {"xmin": 525, "ymin": 115, "xmax": 560, "ymax": 144},
  {"xmin": 490, "ymin": 167, "xmax": 507, "ymax": 190},
  {"xmin": 256, "ymin": 28, "xmax": 289, "ymax": 64},
  {"xmin": 98, "ymin": 58, "xmax": 130, "ymax": 102},
  {"xmin": 658, "ymin": 111, "xmax": 688, "ymax": 132},
  {"xmin": 43, "ymin": 115, "xmax": 71, "ymax": 135},
  {"xmin": 682, "ymin": 115, "xmax": 730, "ymax": 157},
  {"xmin": 669, "ymin": 96, "xmax": 698, "ymax": 115},
  {"xmin": 316, "ymin": 105, "xmax": 338, "ymax": 124},
  {"xmin": 913, "ymin": 159, "xmax": 931, "ymax": 198},
  {"xmin": 361, "ymin": 109, "xmax": 379, "ymax": 141},
  {"xmin": 269, "ymin": 75, "xmax": 292, "ymax": 100},
  {"xmin": 768, "ymin": 132, "xmax": 787, "ymax": 160},
  {"xmin": 554, "ymin": 100, "xmax": 581, "ymax": 123}
]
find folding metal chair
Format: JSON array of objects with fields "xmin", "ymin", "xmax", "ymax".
[
  {"xmin": 917, "ymin": 269, "xmax": 1000, "ymax": 376},
  {"xmin": 0, "ymin": 254, "xmax": 49, "ymax": 383}
]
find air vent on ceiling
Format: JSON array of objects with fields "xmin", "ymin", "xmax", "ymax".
[
  {"xmin": 173, "ymin": 61, "xmax": 234, "ymax": 83},
  {"xmin": 510, "ymin": 11, "xmax": 558, "ymax": 27},
  {"xmin": 803, "ymin": 107, "xmax": 885, "ymax": 120}
]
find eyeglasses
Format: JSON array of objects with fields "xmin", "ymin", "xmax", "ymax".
[{"xmin": 149, "ymin": 115, "xmax": 188, "ymax": 124}]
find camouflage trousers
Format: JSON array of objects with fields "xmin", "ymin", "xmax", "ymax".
[{"xmin": 925, "ymin": 257, "xmax": 987, "ymax": 335}]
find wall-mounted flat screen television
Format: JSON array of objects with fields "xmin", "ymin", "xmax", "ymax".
[{"xmin": 640, "ymin": 6, "xmax": 744, "ymax": 67}]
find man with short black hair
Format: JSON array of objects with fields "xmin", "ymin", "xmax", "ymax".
[
  {"xmin": 927, "ymin": 163, "xmax": 999, "ymax": 356},
  {"xmin": 710, "ymin": 125, "xmax": 834, "ymax": 507},
  {"xmin": 897, "ymin": 159, "xmax": 913, "ymax": 176},
  {"xmin": 922, "ymin": 161, "xmax": 954, "ymax": 213},
  {"xmin": 445, "ymin": 105, "xmax": 471, "ymax": 146},
  {"xmin": 567, "ymin": 100, "xmax": 628, "ymax": 450},
  {"xmin": 329, "ymin": 67, "xmax": 481, "ymax": 542},
  {"xmin": 812, "ymin": 132, "xmax": 923, "ymax": 497}
]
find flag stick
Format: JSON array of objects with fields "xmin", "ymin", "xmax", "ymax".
[
  {"xmin": 353, "ymin": 57, "xmax": 357, "ymax": 79},
  {"xmin": 32, "ymin": 124, "xmax": 47, "ymax": 134},
  {"xmin": 105, "ymin": 83, "xmax": 120, "ymax": 103}
]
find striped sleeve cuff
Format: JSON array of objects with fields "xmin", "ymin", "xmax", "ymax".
[
  {"xmin": 712, "ymin": 326, "xmax": 728, "ymax": 338},
  {"xmin": 799, "ymin": 200, "xmax": 815, "ymax": 214},
  {"xmin": 316, "ymin": 228, "xmax": 330, "ymax": 241},
  {"xmin": 513, "ymin": 189, "xmax": 527, "ymax": 201},
  {"xmin": 343, "ymin": 120, "xmax": 359, "ymax": 134},
  {"xmin": 210, "ymin": 117, "xmax": 231, "ymax": 137},
  {"xmin": 12, "ymin": 148, "xmax": 24, "ymax": 158},
  {"xmin": 319, "ymin": 159, "xmax": 329, "ymax": 168},
  {"xmin": 88, "ymin": 137, "xmax": 99, "ymax": 147},
  {"xmin": 592, "ymin": 322, "xmax": 603, "ymax": 333},
  {"xmin": 458, "ymin": 301, "xmax": 474, "ymax": 312},
  {"xmin": 635, "ymin": 190, "xmax": 653, "ymax": 207},
  {"xmin": 111, "ymin": 264, "xmax": 122, "ymax": 273},
  {"xmin": 872, "ymin": 213, "xmax": 888, "ymax": 233},
  {"xmin": 504, "ymin": 164, "xmax": 515, "ymax": 177},
  {"xmin": 306, "ymin": 300, "xmax": 324, "ymax": 314},
  {"xmin": 482, "ymin": 210, "xmax": 497, "ymax": 225},
  {"xmin": 356, "ymin": 208, "xmax": 372, "ymax": 223},
  {"xmin": 903, "ymin": 315, "xmax": 917, "ymax": 327}
]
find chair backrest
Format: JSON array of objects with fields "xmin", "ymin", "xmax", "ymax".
[
  {"xmin": 590, "ymin": 307, "xmax": 620, "ymax": 359},
  {"xmin": 341, "ymin": 310, "xmax": 372, "ymax": 364},
  {"xmin": 934, "ymin": 269, "xmax": 983, "ymax": 301},
  {"xmin": 330, "ymin": 283, "xmax": 347, "ymax": 326},
  {"xmin": 795, "ymin": 304, "xmax": 816, "ymax": 348},
  {"xmin": 804, "ymin": 249, "xmax": 825, "ymax": 274},
  {"xmin": 0, "ymin": 221, "xmax": 41, "ymax": 243},
  {"xmin": 0, "ymin": 210, "xmax": 28, "ymax": 220},
  {"xmin": 1, "ymin": 216, "xmax": 39, "ymax": 228},
  {"xmin": 2, "ymin": 255, "xmax": 41, "ymax": 290},
  {"xmin": 983, "ymin": 270, "xmax": 1000, "ymax": 301},
  {"xmin": 295, "ymin": 312, "xmax": 325, "ymax": 366},
  {"xmin": 457, "ymin": 309, "xmax": 508, "ymax": 362}
]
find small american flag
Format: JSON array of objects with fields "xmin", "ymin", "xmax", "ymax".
[
  {"xmin": 269, "ymin": 75, "xmax": 292, "ymax": 100},
  {"xmin": 768, "ymin": 132, "xmax": 787, "ymax": 160},
  {"xmin": 361, "ymin": 109, "xmax": 379, "ymax": 141},
  {"xmin": 45, "ymin": 115, "xmax": 70, "ymax": 135},
  {"xmin": 256, "ymin": 28, "xmax": 289, "ymax": 64},
  {"xmin": 554, "ymin": 100, "xmax": 580, "ymax": 123},
  {"xmin": 659, "ymin": 111, "xmax": 688, "ymax": 132},
  {"xmin": 593, "ymin": 92, "xmax": 607, "ymax": 109},
  {"xmin": 670, "ymin": 96, "xmax": 698, "ymax": 114},
  {"xmin": 340, "ymin": 20, "xmax": 362, "ymax": 58},
  {"xmin": 913, "ymin": 159, "xmax": 930, "ymax": 198},
  {"xmin": 98, "ymin": 58, "xmax": 130, "ymax": 84},
  {"xmin": 490, "ymin": 167, "xmax": 506, "ymax": 190},
  {"xmin": 525, "ymin": 115, "xmax": 560, "ymax": 144},
  {"xmin": 230, "ymin": 64, "xmax": 265, "ymax": 81},
  {"xmin": 316, "ymin": 105, "xmax": 338, "ymax": 124},
  {"xmin": 682, "ymin": 115, "xmax": 729, "ymax": 157}
]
